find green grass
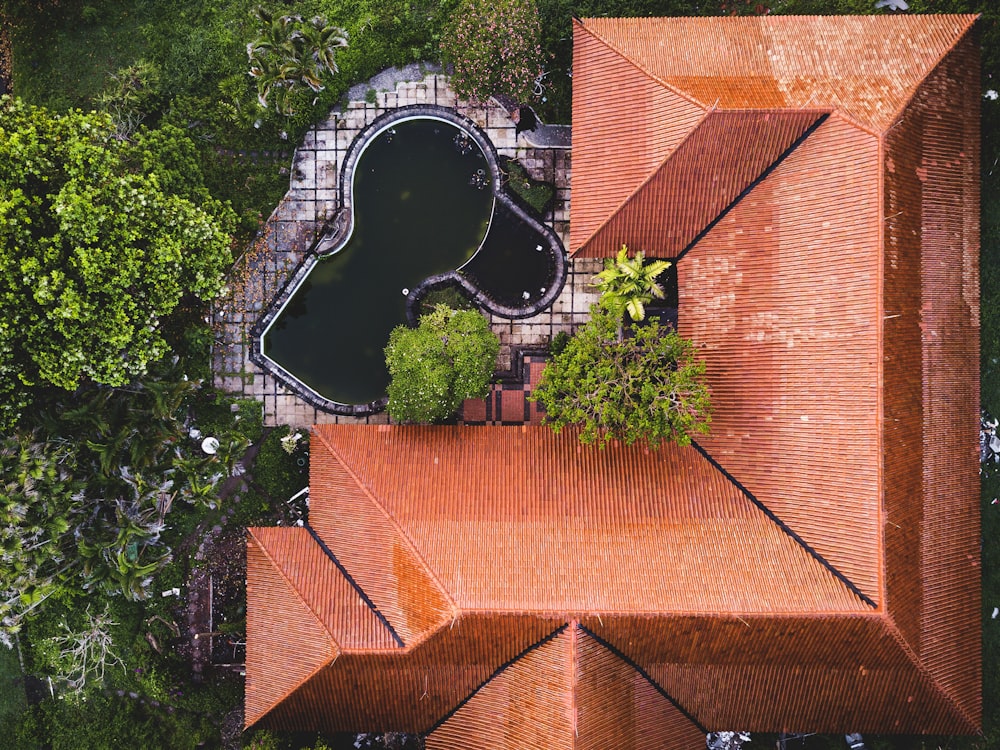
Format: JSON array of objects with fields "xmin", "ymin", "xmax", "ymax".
[{"xmin": 501, "ymin": 157, "xmax": 555, "ymax": 217}]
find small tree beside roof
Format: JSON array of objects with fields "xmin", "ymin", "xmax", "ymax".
[
  {"xmin": 592, "ymin": 243, "xmax": 672, "ymax": 323},
  {"xmin": 532, "ymin": 306, "xmax": 711, "ymax": 448},
  {"xmin": 384, "ymin": 305, "xmax": 500, "ymax": 424}
]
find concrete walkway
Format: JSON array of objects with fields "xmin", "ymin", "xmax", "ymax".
[{"xmin": 212, "ymin": 70, "xmax": 598, "ymax": 429}]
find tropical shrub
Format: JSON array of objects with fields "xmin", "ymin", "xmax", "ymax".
[
  {"xmin": 247, "ymin": 6, "xmax": 349, "ymax": 115},
  {"xmin": 440, "ymin": 0, "xmax": 543, "ymax": 103},
  {"xmin": 0, "ymin": 360, "xmax": 249, "ymax": 642},
  {"xmin": 0, "ymin": 97, "xmax": 235, "ymax": 429},
  {"xmin": 593, "ymin": 244, "xmax": 672, "ymax": 323},
  {"xmin": 0, "ymin": 434, "xmax": 83, "ymax": 645},
  {"xmin": 385, "ymin": 305, "xmax": 500, "ymax": 423},
  {"xmin": 532, "ymin": 307, "xmax": 711, "ymax": 448}
]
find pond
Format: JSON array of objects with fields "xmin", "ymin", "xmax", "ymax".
[{"xmin": 255, "ymin": 108, "xmax": 565, "ymax": 413}]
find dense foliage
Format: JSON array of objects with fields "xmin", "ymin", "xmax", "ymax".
[
  {"xmin": 385, "ymin": 305, "xmax": 499, "ymax": 423},
  {"xmin": 441, "ymin": 0, "xmax": 543, "ymax": 102},
  {"xmin": 0, "ymin": 363, "xmax": 249, "ymax": 643},
  {"xmin": 533, "ymin": 308, "xmax": 711, "ymax": 448},
  {"xmin": 0, "ymin": 98, "xmax": 235, "ymax": 429},
  {"xmin": 247, "ymin": 7, "xmax": 349, "ymax": 115}
]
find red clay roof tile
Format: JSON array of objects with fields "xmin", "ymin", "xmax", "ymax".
[
  {"xmin": 578, "ymin": 109, "xmax": 825, "ymax": 258},
  {"xmin": 678, "ymin": 112, "xmax": 884, "ymax": 601},
  {"xmin": 312, "ymin": 424, "xmax": 868, "ymax": 614}
]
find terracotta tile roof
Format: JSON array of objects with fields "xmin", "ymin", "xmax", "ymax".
[
  {"xmin": 678, "ymin": 111, "xmax": 883, "ymax": 600},
  {"xmin": 251, "ymin": 613, "xmax": 563, "ymax": 732},
  {"xmin": 308, "ymin": 428, "xmax": 455, "ymax": 646},
  {"xmin": 576, "ymin": 109, "xmax": 825, "ymax": 258},
  {"xmin": 592, "ymin": 613, "xmax": 978, "ymax": 733},
  {"xmin": 246, "ymin": 14, "xmax": 981, "ymax": 740},
  {"xmin": 570, "ymin": 20, "xmax": 704, "ymax": 255},
  {"xmin": 881, "ymin": 26, "xmax": 981, "ymax": 725},
  {"xmin": 311, "ymin": 424, "xmax": 868, "ymax": 614},
  {"xmin": 425, "ymin": 624, "xmax": 709, "ymax": 750},
  {"xmin": 576, "ymin": 15, "xmax": 979, "ymax": 132},
  {"xmin": 245, "ymin": 530, "xmax": 337, "ymax": 727}
]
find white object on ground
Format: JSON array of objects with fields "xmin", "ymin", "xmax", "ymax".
[{"xmin": 201, "ymin": 436, "xmax": 220, "ymax": 455}]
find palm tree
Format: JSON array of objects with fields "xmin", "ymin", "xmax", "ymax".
[
  {"xmin": 592, "ymin": 244, "xmax": 672, "ymax": 323},
  {"xmin": 247, "ymin": 7, "xmax": 348, "ymax": 115}
]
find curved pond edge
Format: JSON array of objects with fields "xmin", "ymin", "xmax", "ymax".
[{"xmin": 250, "ymin": 104, "xmax": 568, "ymax": 417}]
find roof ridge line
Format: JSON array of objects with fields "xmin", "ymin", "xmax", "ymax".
[
  {"xmin": 575, "ymin": 18, "xmax": 709, "ymax": 112},
  {"xmin": 248, "ymin": 528, "xmax": 341, "ymax": 651},
  {"xmin": 674, "ymin": 112, "xmax": 828, "ymax": 265},
  {"xmin": 881, "ymin": 616, "xmax": 980, "ymax": 733},
  {"xmin": 423, "ymin": 623, "xmax": 571, "ymax": 737},
  {"xmin": 580, "ymin": 108, "xmax": 830, "ymax": 258},
  {"xmin": 301, "ymin": 522, "xmax": 405, "ymax": 648},
  {"xmin": 311, "ymin": 426, "xmax": 459, "ymax": 617},
  {"xmin": 575, "ymin": 108, "xmax": 713, "ymax": 257},
  {"xmin": 881, "ymin": 14, "xmax": 979, "ymax": 138},
  {"xmin": 689, "ymin": 441, "xmax": 877, "ymax": 609},
  {"xmin": 244, "ymin": 529, "xmax": 338, "ymax": 728},
  {"xmin": 576, "ymin": 623, "xmax": 708, "ymax": 734}
]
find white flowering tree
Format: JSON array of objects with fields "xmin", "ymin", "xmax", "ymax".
[{"xmin": 0, "ymin": 97, "xmax": 235, "ymax": 429}]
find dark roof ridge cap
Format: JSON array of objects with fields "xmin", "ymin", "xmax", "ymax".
[
  {"xmin": 689, "ymin": 440, "xmax": 878, "ymax": 609},
  {"xmin": 244, "ymin": 529, "xmax": 338, "ymax": 728},
  {"xmin": 247, "ymin": 527, "xmax": 341, "ymax": 653},
  {"xmin": 674, "ymin": 111, "xmax": 828, "ymax": 264},
  {"xmin": 310, "ymin": 425, "xmax": 460, "ymax": 618},
  {"xmin": 576, "ymin": 622, "xmax": 708, "ymax": 734},
  {"xmin": 423, "ymin": 623, "xmax": 571, "ymax": 737},
  {"xmin": 300, "ymin": 522, "xmax": 405, "ymax": 648}
]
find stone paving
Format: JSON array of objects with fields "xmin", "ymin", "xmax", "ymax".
[{"xmin": 212, "ymin": 70, "xmax": 600, "ymax": 429}]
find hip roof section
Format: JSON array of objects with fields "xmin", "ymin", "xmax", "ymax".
[
  {"xmin": 678, "ymin": 111, "xmax": 883, "ymax": 601},
  {"xmin": 577, "ymin": 15, "xmax": 978, "ymax": 133},
  {"xmin": 311, "ymin": 424, "xmax": 869, "ymax": 615}
]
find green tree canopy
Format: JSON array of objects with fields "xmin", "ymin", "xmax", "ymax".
[
  {"xmin": 440, "ymin": 0, "xmax": 543, "ymax": 103},
  {"xmin": 0, "ymin": 97, "xmax": 235, "ymax": 429},
  {"xmin": 385, "ymin": 305, "xmax": 500, "ymax": 423},
  {"xmin": 532, "ymin": 307, "xmax": 711, "ymax": 448}
]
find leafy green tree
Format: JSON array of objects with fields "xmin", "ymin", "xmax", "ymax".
[
  {"xmin": 385, "ymin": 305, "xmax": 500, "ymax": 423},
  {"xmin": 247, "ymin": 6, "xmax": 349, "ymax": 115},
  {"xmin": 441, "ymin": 0, "xmax": 543, "ymax": 103},
  {"xmin": 593, "ymin": 244, "xmax": 672, "ymax": 323},
  {"xmin": 0, "ymin": 97, "xmax": 235, "ymax": 430},
  {"xmin": 532, "ymin": 307, "xmax": 711, "ymax": 448}
]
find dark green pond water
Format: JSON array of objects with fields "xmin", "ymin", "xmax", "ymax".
[{"xmin": 264, "ymin": 119, "xmax": 494, "ymax": 405}]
